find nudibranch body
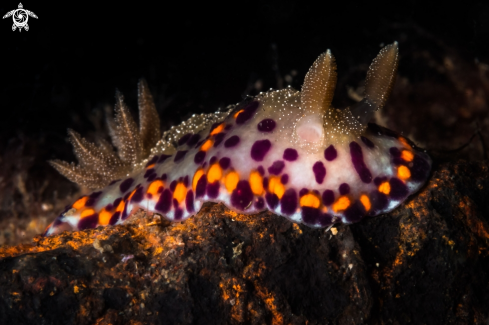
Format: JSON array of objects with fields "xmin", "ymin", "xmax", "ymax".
[{"xmin": 45, "ymin": 43, "xmax": 431, "ymax": 236}]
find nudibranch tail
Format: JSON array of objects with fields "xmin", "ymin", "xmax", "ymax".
[{"xmin": 44, "ymin": 43, "xmax": 431, "ymax": 237}]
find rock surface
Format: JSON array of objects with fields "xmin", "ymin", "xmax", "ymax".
[{"xmin": 0, "ymin": 160, "xmax": 488, "ymax": 324}]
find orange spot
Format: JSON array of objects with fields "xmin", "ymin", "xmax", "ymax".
[
  {"xmin": 147, "ymin": 180, "xmax": 164, "ymax": 196},
  {"xmin": 360, "ymin": 195, "xmax": 371, "ymax": 211},
  {"xmin": 398, "ymin": 165, "xmax": 411, "ymax": 180},
  {"xmin": 249, "ymin": 171, "xmax": 264, "ymax": 195},
  {"xmin": 300, "ymin": 193, "xmax": 321, "ymax": 208},
  {"xmin": 80, "ymin": 208, "xmax": 95, "ymax": 219},
  {"xmin": 207, "ymin": 163, "xmax": 222, "ymax": 183},
  {"xmin": 115, "ymin": 200, "xmax": 125, "ymax": 213},
  {"xmin": 193, "ymin": 169, "xmax": 205, "ymax": 191},
  {"xmin": 201, "ymin": 139, "xmax": 213, "ymax": 151},
  {"xmin": 224, "ymin": 171, "xmax": 240, "ymax": 193},
  {"xmin": 210, "ymin": 123, "xmax": 225, "ymax": 136},
  {"xmin": 128, "ymin": 188, "xmax": 138, "ymax": 201},
  {"xmin": 268, "ymin": 176, "xmax": 285, "ymax": 199},
  {"xmin": 333, "ymin": 196, "xmax": 350, "ymax": 212},
  {"xmin": 233, "ymin": 109, "xmax": 244, "ymax": 119},
  {"xmin": 98, "ymin": 208, "xmax": 112, "ymax": 225},
  {"xmin": 379, "ymin": 182, "xmax": 390, "ymax": 194},
  {"xmin": 73, "ymin": 197, "xmax": 88, "ymax": 210},
  {"xmin": 401, "ymin": 150, "xmax": 414, "ymax": 162},
  {"xmin": 173, "ymin": 183, "xmax": 187, "ymax": 203},
  {"xmin": 146, "ymin": 163, "xmax": 155, "ymax": 169},
  {"xmin": 399, "ymin": 137, "xmax": 410, "ymax": 147}
]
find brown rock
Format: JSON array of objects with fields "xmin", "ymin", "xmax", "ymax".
[{"xmin": 0, "ymin": 160, "xmax": 488, "ymax": 324}]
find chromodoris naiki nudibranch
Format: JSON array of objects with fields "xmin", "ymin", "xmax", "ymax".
[{"xmin": 44, "ymin": 42, "xmax": 431, "ymax": 236}]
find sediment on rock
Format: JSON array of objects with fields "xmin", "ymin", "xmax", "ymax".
[{"xmin": 0, "ymin": 160, "xmax": 488, "ymax": 324}]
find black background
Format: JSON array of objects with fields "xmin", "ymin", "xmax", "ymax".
[{"xmin": 0, "ymin": 0, "xmax": 488, "ymax": 185}]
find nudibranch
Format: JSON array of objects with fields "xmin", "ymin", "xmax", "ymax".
[{"xmin": 44, "ymin": 43, "xmax": 431, "ymax": 236}]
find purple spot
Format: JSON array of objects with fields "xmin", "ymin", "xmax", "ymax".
[
  {"xmin": 262, "ymin": 177, "xmax": 269, "ymax": 189},
  {"xmin": 195, "ymin": 139, "xmax": 205, "ymax": 149},
  {"xmin": 183, "ymin": 176, "xmax": 189, "ymax": 187},
  {"xmin": 392, "ymin": 157, "xmax": 405, "ymax": 166},
  {"xmin": 144, "ymin": 169, "xmax": 155, "ymax": 178},
  {"xmin": 318, "ymin": 213, "xmax": 334, "ymax": 227},
  {"xmin": 283, "ymin": 148, "xmax": 298, "ymax": 162},
  {"xmin": 299, "ymin": 188, "xmax": 309, "ymax": 197},
  {"xmin": 78, "ymin": 213, "xmax": 99, "ymax": 230},
  {"xmin": 225, "ymin": 124, "xmax": 232, "ymax": 130},
  {"xmin": 281, "ymin": 174, "xmax": 289, "ymax": 185},
  {"xmin": 174, "ymin": 150, "xmax": 188, "ymax": 163},
  {"xmin": 178, "ymin": 133, "xmax": 192, "ymax": 146},
  {"xmin": 119, "ymin": 178, "xmax": 134, "ymax": 193},
  {"xmin": 109, "ymin": 212, "xmax": 120, "ymax": 226},
  {"xmin": 339, "ymin": 183, "xmax": 350, "ymax": 195},
  {"xmin": 161, "ymin": 174, "xmax": 167, "ymax": 181},
  {"xmin": 370, "ymin": 191, "xmax": 388, "ymax": 213},
  {"xmin": 322, "ymin": 190, "xmax": 335, "ymax": 206},
  {"xmin": 324, "ymin": 145, "xmax": 337, "ymax": 161},
  {"xmin": 344, "ymin": 201, "xmax": 366, "ymax": 223},
  {"xmin": 302, "ymin": 207, "xmax": 321, "ymax": 225},
  {"xmin": 89, "ymin": 191, "xmax": 102, "ymax": 199},
  {"xmin": 113, "ymin": 198, "xmax": 122, "ymax": 208},
  {"xmin": 257, "ymin": 166, "xmax": 265, "ymax": 175},
  {"xmin": 195, "ymin": 175, "xmax": 207, "ymax": 198},
  {"xmin": 219, "ymin": 157, "xmax": 231, "ymax": 169},
  {"xmin": 207, "ymin": 181, "xmax": 220, "ymax": 199},
  {"xmin": 158, "ymin": 155, "xmax": 171, "ymax": 163},
  {"xmin": 130, "ymin": 187, "xmax": 144, "ymax": 203},
  {"xmin": 280, "ymin": 189, "xmax": 297, "ymax": 215},
  {"xmin": 146, "ymin": 155, "xmax": 159, "ymax": 167},
  {"xmin": 389, "ymin": 147, "xmax": 401, "ymax": 158},
  {"xmin": 213, "ymin": 133, "xmax": 226, "ymax": 147},
  {"xmin": 186, "ymin": 190, "xmax": 194, "ymax": 213},
  {"xmin": 224, "ymin": 135, "xmax": 240, "ymax": 148},
  {"xmin": 251, "ymin": 140, "xmax": 271, "ymax": 162},
  {"xmin": 209, "ymin": 156, "xmax": 217, "ymax": 165},
  {"xmin": 187, "ymin": 134, "xmax": 201, "ymax": 146},
  {"xmin": 231, "ymin": 181, "xmax": 254, "ymax": 210},
  {"xmin": 147, "ymin": 173, "xmax": 157, "ymax": 182},
  {"xmin": 268, "ymin": 160, "xmax": 285, "ymax": 175},
  {"xmin": 155, "ymin": 189, "xmax": 172, "ymax": 213},
  {"xmin": 265, "ymin": 193, "xmax": 279, "ymax": 209},
  {"xmin": 254, "ymin": 197, "xmax": 265, "ymax": 210},
  {"xmin": 350, "ymin": 141, "xmax": 372, "ymax": 184},
  {"xmin": 174, "ymin": 208, "xmax": 183, "ymax": 220},
  {"xmin": 236, "ymin": 101, "xmax": 259, "ymax": 125},
  {"xmin": 374, "ymin": 176, "xmax": 388, "ymax": 186},
  {"xmin": 146, "ymin": 193, "xmax": 153, "ymax": 200},
  {"xmin": 194, "ymin": 151, "xmax": 206, "ymax": 164},
  {"xmin": 257, "ymin": 119, "xmax": 276, "ymax": 132},
  {"xmin": 173, "ymin": 198, "xmax": 179, "ymax": 209},
  {"xmin": 312, "ymin": 161, "xmax": 326, "ymax": 184},
  {"xmin": 361, "ymin": 136, "xmax": 375, "ymax": 148},
  {"xmin": 410, "ymin": 155, "xmax": 431, "ymax": 182},
  {"xmin": 105, "ymin": 203, "xmax": 114, "ymax": 211},
  {"xmin": 389, "ymin": 178, "xmax": 409, "ymax": 200},
  {"xmin": 170, "ymin": 180, "xmax": 177, "ymax": 191}
]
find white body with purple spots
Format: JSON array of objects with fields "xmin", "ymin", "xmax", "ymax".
[{"xmin": 44, "ymin": 43, "xmax": 431, "ymax": 236}]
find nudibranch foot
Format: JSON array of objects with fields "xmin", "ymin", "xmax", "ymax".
[{"xmin": 44, "ymin": 43, "xmax": 431, "ymax": 236}]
